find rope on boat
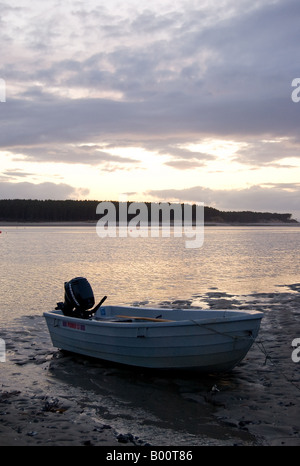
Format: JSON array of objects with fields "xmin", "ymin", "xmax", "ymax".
[
  {"xmin": 253, "ymin": 337, "xmax": 300, "ymax": 393},
  {"xmin": 190, "ymin": 320, "xmax": 254, "ymax": 341},
  {"xmin": 191, "ymin": 320, "xmax": 300, "ymax": 392}
]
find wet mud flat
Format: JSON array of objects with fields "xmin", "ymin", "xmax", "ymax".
[{"xmin": 0, "ymin": 285, "xmax": 300, "ymax": 446}]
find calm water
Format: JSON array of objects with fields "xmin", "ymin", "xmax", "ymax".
[{"xmin": 1, "ymin": 225, "xmax": 300, "ymax": 325}]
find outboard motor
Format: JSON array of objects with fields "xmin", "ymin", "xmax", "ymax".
[{"xmin": 56, "ymin": 277, "xmax": 107, "ymax": 319}]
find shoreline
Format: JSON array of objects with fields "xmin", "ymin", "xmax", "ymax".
[{"xmin": 0, "ymin": 221, "xmax": 299, "ymax": 227}]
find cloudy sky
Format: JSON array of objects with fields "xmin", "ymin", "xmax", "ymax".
[{"xmin": 1, "ymin": 0, "xmax": 300, "ymax": 219}]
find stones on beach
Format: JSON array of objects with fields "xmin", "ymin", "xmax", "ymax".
[
  {"xmin": 285, "ymin": 283, "xmax": 300, "ymax": 293},
  {"xmin": 116, "ymin": 432, "xmax": 150, "ymax": 446},
  {"xmin": 42, "ymin": 398, "xmax": 68, "ymax": 414},
  {"xmin": 0, "ymin": 391, "xmax": 21, "ymax": 402},
  {"xmin": 116, "ymin": 433, "xmax": 135, "ymax": 444},
  {"xmin": 171, "ymin": 299, "xmax": 193, "ymax": 308}
]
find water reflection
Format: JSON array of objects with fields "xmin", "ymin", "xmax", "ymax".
[
  {"xmin": 47, "ymin": 350, "xmax": 255, "ymax": 446},
  {"xmin": 1, "ymin": 226, "xmax": 300, "ymax": 324}
]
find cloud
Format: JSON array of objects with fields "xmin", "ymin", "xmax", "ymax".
[
  {"xmin": 146, "ymin": 183, "xmax": 300, "ymax": 220},
  {"xmin": 234, "ymin": 138, "xmax": 300, "ymax": 167},
  {"xmin": 6, "ymin": 143, "xmax": 139, "ymax": 167},
  {"xmin": 1, "ymin": 0, "xmax": 299, "ymax": 148},
  {"xmin": 1, "ymin": 0, "xmax": 300, "ymax": 206},
  {"xmin": 164, "ymin": 159, "xmax": 207, "ymax": 169},
  {"xmin": 2, "ymin": 169, "xmax": 36, "ymax": 179},
  {"xmin": 0, "ymin": 181, "xmax": 89, "ymax": 200}
]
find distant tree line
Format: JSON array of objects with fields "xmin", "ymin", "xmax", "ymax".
[
  {"xmin": 204, "ymin": 206, "xmax": 297, "ymax": 223},
  {"xmin": 0, "ymin": 199, "xmax": 99, "ymax": 222},
  {"xmin": 0, "ymin": 199, "xmax": 297, "ymax": 223}
]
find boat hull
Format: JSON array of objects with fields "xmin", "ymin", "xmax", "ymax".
[{"xmin": 44, "ymin": 306, "xmax": 263, "ymax": 372}]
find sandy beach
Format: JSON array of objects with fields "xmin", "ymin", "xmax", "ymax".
[{"xmin": 0, "ymin": 285, "xmax": 300, "ymax": 447}]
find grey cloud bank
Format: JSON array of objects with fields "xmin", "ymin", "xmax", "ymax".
[
  {"xmin": 0, "ymin": 0, "xmax": 300, "ymax": 217},
  {"xmin": 147, "ymin": 184, "xmax": 300, "ymax": 222}
]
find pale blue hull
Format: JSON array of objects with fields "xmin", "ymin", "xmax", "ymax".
[{"xmin": 44, "ymin": 306, "xmax": 263, "ymax": 372}]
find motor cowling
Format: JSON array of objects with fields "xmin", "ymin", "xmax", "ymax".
[
  {"xmin": 56, "ymin": 277, "xmax": 107, "ymax": 319},
  {"xmin": 56, "ymin": 277, "xmax": 95, "ymax": 318}
]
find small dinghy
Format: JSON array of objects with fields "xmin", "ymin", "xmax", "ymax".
[{"xmin": 44, "ymin": 277, "xmax": 263, "ymax": 372}]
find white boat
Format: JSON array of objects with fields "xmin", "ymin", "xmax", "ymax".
[
  {"xmin": 44, "ymin": 278, "xmax": 263, "ymax": 372},
  {"xmin": 44, "ymin": 306, "xmax": 263, "ymax": 372}
]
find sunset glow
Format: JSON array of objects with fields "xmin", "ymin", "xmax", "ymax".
[{"xmin": 1, "ymin": 0, "xmax": 300, "ymax": 219}]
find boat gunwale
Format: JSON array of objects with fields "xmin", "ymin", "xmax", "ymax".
[{"xmin": 43, "ymin": 308, "xmax": 263, "ymax": 328}]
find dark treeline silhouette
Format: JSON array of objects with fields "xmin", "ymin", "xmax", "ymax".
[{"xmin": 0, "ymin": 199, "xmax": 297, "ymax": 223}]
